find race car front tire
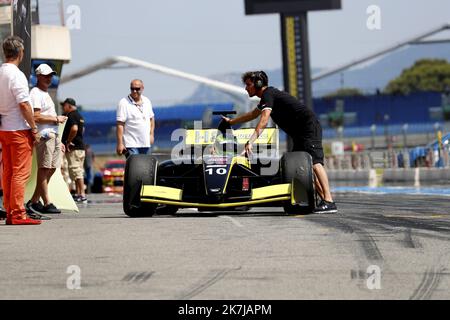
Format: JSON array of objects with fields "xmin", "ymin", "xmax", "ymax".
[
  {"xmin": 281, "ymin": 151, "xmax": 315, "ymax": 215},
  {"xmin": 123, "ymin": 154, "xmax": 158, "ymax": 217}
]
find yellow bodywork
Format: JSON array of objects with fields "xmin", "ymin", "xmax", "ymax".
[
  {"xmin": 251, "ymin": 184, "xmax": 291, "ymax": 200},
  {"xmin": 185, "ymin": 128, "xmax": 278, "ymax": 145},
  {"xmin": 141, "ymin": 183, "xmax": 292, "ymax": 208},
  {"xmin": 141, "ymin": 185, "xmax": 183, "ymax": 201}
]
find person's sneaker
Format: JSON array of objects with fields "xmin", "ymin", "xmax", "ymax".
[
  {"xmin": 314, "ymin": 200, "xmax": 338, "ymax": 214},
  {"xmin": 25, "ymin": 201, "xmax": 32, "ymax": 214},
  {"xmin": 74, "ymin": 195, "xmax": 88, "ymax": 204},
  {"xmin": 0, "ymin": 209, "xmax": 6, "ymax": 220},
  {"xmin": 27, "ymin": 211, "xmax": 52, "ymax": 220},
  {"xmin": 26, "ymin": 200, "xmax": 46, "ymax": 214},
  {"xmin": 43, "ymin": 203, "xmax": 61, "ymax": 214}
]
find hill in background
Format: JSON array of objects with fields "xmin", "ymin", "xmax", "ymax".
[{"xmin": 182, "ymin": 43, "xmax": 450, "ymax": 104}]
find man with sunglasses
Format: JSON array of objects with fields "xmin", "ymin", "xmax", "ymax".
[{"xmin": 116, "ymin": 79, "xmax": 155, "ymax": 158}]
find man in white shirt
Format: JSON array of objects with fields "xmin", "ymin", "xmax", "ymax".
[
  {"xmin": 26, "ymin": 64, "xmax": 67, "ymax": 217},
  {"xmin": 116, "ymin": 79, "xmax": 155, "ymax": 158},
  {"xmin": 0, "ymin": 36, "xmax": 40, "ymax": 225}
]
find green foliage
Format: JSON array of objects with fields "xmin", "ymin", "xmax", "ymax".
[
  {"xmin": 384, "ymin": 59, "xmax": 450, "ymax": 95},
  {"xmin": 327, "ymin": 111, "xmax": 344, "ymax": 128},
  {"xmin": 324, "ymin": 88, "xmax": 364, "ymax": 98}
]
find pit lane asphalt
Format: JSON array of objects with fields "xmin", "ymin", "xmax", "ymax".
[{"xmin": 1, "ymin": 192, "xmax": 450, "ymax": 300}]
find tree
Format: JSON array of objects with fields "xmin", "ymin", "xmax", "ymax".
[
  {"xmin": 384, "ymin": 59, "xmax": 450, "ymax": 95},
  {"xmin": 324, "ymin": 88, "xmax": 364, "ymax": 98}
]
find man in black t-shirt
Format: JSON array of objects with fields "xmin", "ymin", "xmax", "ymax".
[
  {"xmin": 223, "ymin": 71, "xmax": 337, "ymax": 214},
  {"xmin": 61, "ymin": 98, "xmax": 87, "ymax": 203}
]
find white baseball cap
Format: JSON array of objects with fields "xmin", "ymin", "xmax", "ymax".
[{"xmin": 35, "ymin": 64, "xmax": 56, "ymax": 76}]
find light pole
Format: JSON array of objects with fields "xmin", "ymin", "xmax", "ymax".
[
  {"xmin": 384, "ymin": 114, "xmax": 390, "ymax": 148},
  {"xmin": 337, "ymin": 126, "xmax": 344, "ymax": 140},
  {"xmin": 402, "ymin": 123, "xmax": 408, "ymax": 148},
  {"xmin": 370, "ymin": 124, "xmax": 376, "ymax": 150}
]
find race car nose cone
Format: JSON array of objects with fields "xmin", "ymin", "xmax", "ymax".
[{"xmin": 206, "ymin": 193, "xmax": 224, "ymax": 204}]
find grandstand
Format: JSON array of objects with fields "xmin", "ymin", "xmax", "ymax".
[{"xmin": 316, "ymin": 91, "xmax": 447, "ymax": 139}]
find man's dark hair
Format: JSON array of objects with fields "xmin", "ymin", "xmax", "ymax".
[
  {"xmin": 2, "ymin": 36, "xmax": 24, "ymax": 60},
  {"xmin": 241, "ymin": 71, "xmax": 269, "ymax": 87}
]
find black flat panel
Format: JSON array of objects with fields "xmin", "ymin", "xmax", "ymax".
[{"xmin": 245, "ymin": 0, "xmax": 341, "ymax": 14}]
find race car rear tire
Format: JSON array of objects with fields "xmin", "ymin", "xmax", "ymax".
[
  {"xmin": 123, "ymin": 154, "xmax": 158, "ymax": 217},
  {"xmin": 281, "ymin": 151, "xmax": 315, "ymax": 215}
]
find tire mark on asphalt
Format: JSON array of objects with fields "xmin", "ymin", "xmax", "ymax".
[
  {"xmin": 122, "ymin": 271, "xmax": 154, "ymax": 284},
  {"xmin": 344, "ymin": 211, "xmax": 450, "ymax": 235},
  {"xmin": 309, "ymin": 217, "xmax": 383, "ymax": 262},
  {"xmin": 410, "ymin": 231, "xmax": 450, "ymax": 242},
  {"xmin": 176, "ymin": 267, "xmax": 241, "ymax": 300},
  {"xmin": 306, "ymin": 215, "xmax": 388, "ymax": 292},
  {"xmin": 327, "ymin": 199, "xmax": 450, "ymax": 251},
  {"xmin": 410, "ymin": 268, "xmax": 442, "ymax": 300},
  {"xmin": 402, "ymin": 228, "xmax": 421, "ymax": 249},
  {"xmin": 308, "ymin": 217, "xmax": 354, "ymax": 234},
  {"xmin": 352, "ymin": 226, "xmax": 383, "ymax": 262}
]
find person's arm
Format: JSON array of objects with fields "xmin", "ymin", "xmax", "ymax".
[
  {"xmin": 65, "ymin": 124, "xmax": 78, "ymax": 152},
  {"xmin": 248, "ymin": 109, "xmax": 271, "ymax": 144},
  {"xmin": 14, "ymin": 76, "xmax": 37, "ymax": 136},
  {"xmin": 150, "ymin": 117, "xmax": 155, "ymax": 145},
  {"xmin": 116, "ymin": 121, "xmax": 126, "ymax": 155},
  {"xmin": 226, "ymin": 108, "xmax": 261, "ymax": 125},
  {"xmin": 116, "ymin": 100, "xmax": 127, "ymax": 155},
  {"xmin": 34, "ymin": 110, "xmax": 67, "ymax": 125},
  {"xmin": 19, "ymin": 101, "xmax": 38, "ymax": 140},
  {"xmin": 244, "ymin": 109, "xmax": 271, "ymax": 155},
  {"xmin": 19, "ymin": 101, "xmax": 37, "ymax": 129}
]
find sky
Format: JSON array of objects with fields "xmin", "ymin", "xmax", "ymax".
[{"xmin": 44, "ymin": 0, "xmax": 450, "ymax": 109}]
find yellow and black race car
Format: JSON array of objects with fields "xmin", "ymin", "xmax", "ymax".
[{"xmin": 123, "ymin": 111, "xmax": 316, "ymax": 217}]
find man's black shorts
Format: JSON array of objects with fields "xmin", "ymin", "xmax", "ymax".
[{"xmin": 291, "ymin": 119, "xmax": 324, "ymax": 165}]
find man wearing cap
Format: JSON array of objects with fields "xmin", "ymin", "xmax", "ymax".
[
  {"xmin": 26, "ymin": 64, "xmax": 67, "ymax": 217},
  {"xmin": 116, "ymin": 79, "xmax": 155, "ymax": 158},
  {"xmin": 61, "ymin": 98, "xmax": 87, "ymax": 203},
  {"xmin": 0, "ymin": 36, "xmax": 41, "ymax": 225}
]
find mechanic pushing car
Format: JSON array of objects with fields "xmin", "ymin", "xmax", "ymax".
[{"xmin": 222, "ymin": 71, "xmax": 337, "ymax": 214}]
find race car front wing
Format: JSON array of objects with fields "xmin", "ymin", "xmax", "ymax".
[{"xmin": 140, "ymin": 183, "xmax": 294, "ymax": 208}]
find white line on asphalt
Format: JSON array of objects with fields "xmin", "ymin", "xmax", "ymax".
[{"xmin": 220, "ymin": 216, "xmax": 244, "ymax": 228}]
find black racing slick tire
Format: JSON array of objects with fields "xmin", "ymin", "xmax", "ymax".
[
  {"xmin": 123, "ymin": 154, "xmax": 158, "ymax": 217},
  {"xmin": 281, "ymin": 151, "xmax": 315, "ymax": 215}
]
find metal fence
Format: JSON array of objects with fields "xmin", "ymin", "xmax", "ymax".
[{"xmin": 325, "ymin": 144, "xmax": 450, "ymax": 170}]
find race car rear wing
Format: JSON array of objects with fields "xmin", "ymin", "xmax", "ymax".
[{"xmin": 184, "ymin": 127, "xmax": 279, "ymax": 147}]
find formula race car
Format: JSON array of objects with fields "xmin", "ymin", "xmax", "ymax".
[{"xmin": 123, "ymin": 111, "xmax": 316, "ymax": 217}]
